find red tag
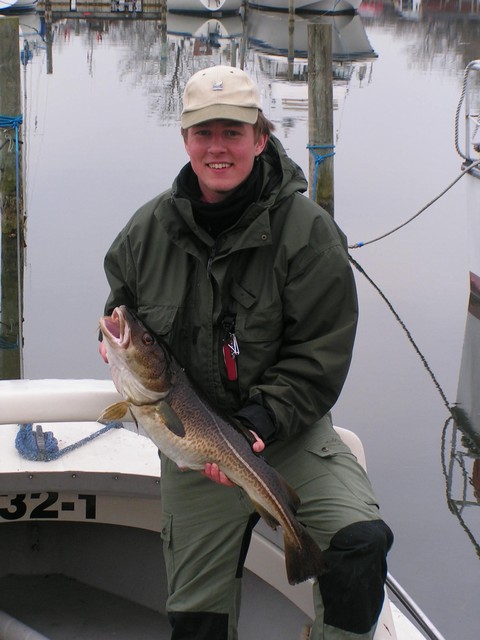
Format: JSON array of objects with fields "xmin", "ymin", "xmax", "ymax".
[{"xmin": 223, "ymin": 343, "xmax": 238, "ymax": 381}]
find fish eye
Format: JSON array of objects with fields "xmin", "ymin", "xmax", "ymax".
[{"xmin": 142, "ymin": 332, "xmax": 155, "ymax": 346}]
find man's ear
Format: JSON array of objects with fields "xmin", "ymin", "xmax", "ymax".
[{"xmin": 255, "ymin": 133, "xmax": 268, "ymax": 157}]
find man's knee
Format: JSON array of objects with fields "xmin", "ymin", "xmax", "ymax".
[
  {"xmin": 168, "ymin": 611, "xmax": 229, "ymax": 640},
  {"xmin": 318, "ymin": 519, "xmax": 394, "ymax": 634}
]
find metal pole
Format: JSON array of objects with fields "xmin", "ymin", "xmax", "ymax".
[{"xmin": 386, "ymin": 573, "xmax": 447, "ymax": 640}]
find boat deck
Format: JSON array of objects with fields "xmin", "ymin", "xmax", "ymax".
[{"xmin": 0, "ymin": 566, "xmax": 310, "ymax": 639}]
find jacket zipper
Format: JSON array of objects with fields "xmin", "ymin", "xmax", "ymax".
[{"xmin": 207, "ymin": 245, "xmax": 217, "ymax": 280}]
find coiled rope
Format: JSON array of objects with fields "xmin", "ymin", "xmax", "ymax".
[
  {"xmin": 307, "ymin": 143, "xmax": 335, "ymax": 199},
  {"xmin": 0, "ymin": 114, "xmax": 23, "ymax": 200},
  {"xmin": 15, "ymin": 422, "xmax": 123, "ymax": 462},
  {"xmin": 454, "ymin": 59, "xmax": 480, "ymax": 162}
]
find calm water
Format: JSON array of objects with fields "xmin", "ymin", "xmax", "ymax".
[{"xmin": 4, "ymin": 2, "xmax": 480, "ymax": 637}]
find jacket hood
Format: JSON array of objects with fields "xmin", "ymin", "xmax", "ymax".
[
  {"xmin": 162, "ymin": 134, "xmax": 309, "ymax": 251},
  {"xmin": 256, "ymin": 135, "xmax": 308, "ymax": 207}
]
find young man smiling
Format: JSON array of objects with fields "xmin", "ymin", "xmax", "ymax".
[
  {"xmin": 102, "ymin": 65, "xmax": 393, "ymax": 640},
  {"xmin": 181, "ymin": 120, "xmax": 268, "ymax": 204}
]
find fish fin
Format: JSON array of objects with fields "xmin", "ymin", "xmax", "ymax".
[
  {"xmin": 154, "ymin": 401, "xmax": 186, "ymax": 438},
  {"xmin": 284, "ymin": 526, "xmax": 328, "ymax": 585},
  {"xmin": 98, "ymin": 401, "xmax": 130, "ymax": 423},
  {"xmin": 252, "ymin": 500, "xmax": 280, "ymax": 530}
]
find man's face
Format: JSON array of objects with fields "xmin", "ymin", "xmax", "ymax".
[{"xmin": 183, "ymin": 120, "xmax": 268, "ymax": 203}]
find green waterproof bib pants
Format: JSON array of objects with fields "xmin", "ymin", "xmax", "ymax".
[{"xmin": 160, "ymin": 414, "xmax": 393, "ymax": 640}]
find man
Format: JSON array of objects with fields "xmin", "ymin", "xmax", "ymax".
[{"xmin": 100, "ymin": 65, "xmax": 393, "ymax": 640}]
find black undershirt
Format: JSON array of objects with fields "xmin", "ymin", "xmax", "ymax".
[{"xmin": 176, "ymin": 161, "xmax": 263, "ymax": 238}]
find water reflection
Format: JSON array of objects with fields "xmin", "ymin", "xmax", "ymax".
[
  {"xmin": 2, "ymin": 4, "xmax": 379, "ymax": 380},
  {"xmin": 444, "ymin": 272, "xmax": 480, "ymax": 559},
  {"xmin": 445, "ymin": 64, "xmax": 480, "ymax": 559}
]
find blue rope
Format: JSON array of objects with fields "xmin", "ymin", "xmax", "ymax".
[
  {"xmin": 307, "ymin": 143, "xmax": 335, "ymax": 200},
  {"xmin": 0, "ymin": 336, "xmax": 19, "ymax": 349},
  {"xmin": 0, "ymin": 114, "xmax": 23, "ymax": 205},
  {"xmin": 15, "ymin": 422, "xmax": 124, "ymax": 462},
  {"xmin": 0, "ymin": 114, "xmax": 23, "ymax": 221}
]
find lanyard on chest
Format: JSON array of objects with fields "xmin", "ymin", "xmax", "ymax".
[{"xmin": 221, "ymin": 313, "xmax": 240, "ymax": 382}]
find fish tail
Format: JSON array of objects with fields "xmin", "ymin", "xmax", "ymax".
[{"xmin": 284, "ymin": 526, "xmax": 328, "ymax": 585}]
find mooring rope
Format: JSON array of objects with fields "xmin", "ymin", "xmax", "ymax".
[
  {"xmin": 454, "ymin": 59, "xmax": 480, "ymax": 162},
  {"xmin": 15, "ymin": 422, "xmax": 123, "ymax": 462},
  {"xmin": 307, "ymin": 143, "xmax": 335, "ymax": 200},
  {"xmin": 348, "ymin": 254, "xmax": 452, "ymax": 412},
  {"xmin": 348, "ymin": 158, "xmax": 480, "ymax": 249},
  {"xmin": 349, "ymin": 59, "xmax": 480, "ymax": 250},
  {"xmin": 0, "ymin": 114, "xmax": 23, "ymax": 201},
  {"xmin": 348, "ymin": 253, "xmax": 480, "ymax": 556}
]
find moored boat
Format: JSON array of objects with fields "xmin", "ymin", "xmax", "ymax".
[
  {"xmin": 0, "ymin": 0, "xmax": 37, "ymax": 13},
  {"xmin": 0, "ymin": 378, "xmax": 440, "ymax": 639},
  {"xmin": 167, "ymin": 0, "xmax": 243, "ymax": 14},
  {"xmin": 247, "ymin": 0, "xmax": 363, "ymax": 15},
  {"xmin": 454, "ymin": 59, "xmax": 480, "ymax": 444},
  {"xmin": 246, "ymin": 10, "xmax": 376, "ymax": 60},
  {"xmin": 450, "ymin": 60, "xmax": 480, "ymax": 525}
]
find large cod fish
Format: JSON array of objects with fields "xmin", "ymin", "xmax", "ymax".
[{"xmin": 99, "ymin": 305, "xmax": 327, "ymax": 585}]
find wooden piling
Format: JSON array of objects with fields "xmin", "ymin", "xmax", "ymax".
[
  {"xmin": 0, "ymin": 17, "xmax": 24, "ymax": 379},
  {"xmin": 308, "ymin": 23, "xmax": 334, "ymax": 217},
  {"xmin": 287, "ymin": 0, "xmax": 295, "ymax": 82}
]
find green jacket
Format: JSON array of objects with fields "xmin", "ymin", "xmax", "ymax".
[{"xmin": 103, "ymin": 136, "xmax": 358, "ymax": 442}]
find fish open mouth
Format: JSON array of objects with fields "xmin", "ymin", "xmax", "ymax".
[{"xmin": 100, "ymin": 306, "xmax": 130, "ymax": 347}]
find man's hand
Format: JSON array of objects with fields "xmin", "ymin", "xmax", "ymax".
[{"xmin": 202, "ymin": 431, "xmax": 265, "ymax": 487}]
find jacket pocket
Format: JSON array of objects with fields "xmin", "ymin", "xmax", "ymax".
[
  {"xmin": 230, "ymin": 280, "xmax": 283, "ymax": 344},
  {"xmin": 136, "ymin": 304, "xmax": 179, "ymax": 338},
  {"xmin": 305, "ymin": 427, "xmax": 379, "ymax": 507}
]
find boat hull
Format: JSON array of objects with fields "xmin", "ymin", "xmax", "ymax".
[
  {"xmin": 0, "ymin": 0, "xmax": 38, "ymax": 12},
  {"xmin": 0, "ymin": 379, "xmax": 423, "ymax": 639},
  {"xmin": 247, "ymin": 0, "xmax": 362, "ymax": 14}
]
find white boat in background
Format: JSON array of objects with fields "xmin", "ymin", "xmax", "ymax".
[
  {"xmin": 0, "ymin": 0, "xmax": 16, "ymax": 10},
  {"xmin": 247, "ymin": 10, "xmax": 376, "ymax": 60},
  {"xmin": 0, "ymin": 0, "xmax": 37, "ymax": 12},
  {"xmin": 247, "ymin": 0, "xmax": 363, "ymax": 14},
  {"xmin": 456, "ymin": 60, "xmax": 480, "ymax": 430},
  {"xmin": 0, "ymin": 379, "xmax": 441, "ymax": 639},
  {"xmin": 167, "ymin": 10, "xmax": 243, "ymax": 41},
  {"xmin": 449, "ymin": 60, "xmax": 480, "ymax": 529},
  {"xmin": 168, "ymin": 0, "xmax": 243, "ymax": 14}
]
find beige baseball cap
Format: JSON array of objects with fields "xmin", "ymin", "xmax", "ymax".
[{"xmin": 181, "ymin": 65, "xmax": 262, "ymax": 129}]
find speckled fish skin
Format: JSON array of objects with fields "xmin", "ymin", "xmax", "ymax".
[{"xmin": 99, "ymin": 305, "xmax": 327, "ymax": 584}]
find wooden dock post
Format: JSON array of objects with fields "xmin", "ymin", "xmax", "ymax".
[
  {"xmin": 287, "ymin": 0, "xmax": 295, "ymax": 81},
  {"xmin": 308, "ymin": 23, "xmax": 334, "ymax": 217},
  {"xmin": 0, "ymin": 17, "xmax": 24, "ymax": 379}
]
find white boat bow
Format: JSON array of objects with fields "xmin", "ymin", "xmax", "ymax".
[{"xmin": 0, "ymin": 379, "xmax": 437, "ymax": 639}]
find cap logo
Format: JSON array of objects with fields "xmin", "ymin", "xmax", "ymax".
[{"xmin": 212, "ymin": 81, "xmax": 224, "ymax": 91}]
